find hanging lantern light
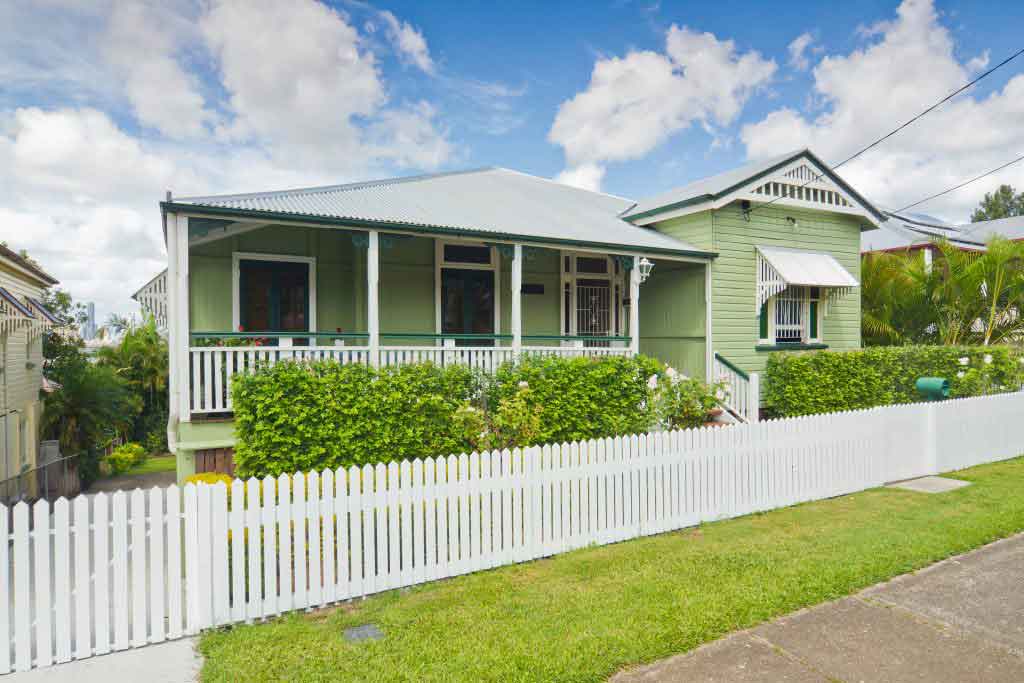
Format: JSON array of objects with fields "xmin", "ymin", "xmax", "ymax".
[{"xmin": 637, "ymin": 257, "xmax": 654, "ymax": 283}]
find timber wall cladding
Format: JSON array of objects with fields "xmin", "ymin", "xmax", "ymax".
[
  {"xmin": 195, "ymin": 448, "xmax": 235, "ymax": 476},
  {"xmin": 2, "ymin": 390, "xmax": 1023, "ymax": 673}
]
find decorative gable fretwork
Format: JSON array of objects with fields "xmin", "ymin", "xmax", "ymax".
[{"xmin": 751, "ymin": 180, "xmax": 853, "ymax": 209}]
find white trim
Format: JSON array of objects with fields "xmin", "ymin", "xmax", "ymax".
[
  {"xmin": 230, "ymin": 251, "xmax": 317, "ymax": 334},
  {"xmin": 511, "ymin": 244, "xmax": 522, "ymax": 352},
  {"xmin": 175, "ymin": 215, "xmax": 191, "ymax": 423},
  {"xmin": 629, "ymin": 154, "xmax": 882, "ymax": 228},
  {"xmin": 757, "ymin": 285, "xmax": 824, "ymax": 345},
  {"xmin": 434, "ymin": 239, "xmax": 501, "ymax": 343},
  {"xmin": 704, "ymin": 261, "xmax": 713, "ymax": 382}
]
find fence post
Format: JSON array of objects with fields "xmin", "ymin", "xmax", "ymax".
[
  {"xmin": 748, "ymin": 372, "xmax": 760, "ymax": 423},
  {"xmin": 925, "ymin": 402, "xmax": 938, "ymax": 475}
]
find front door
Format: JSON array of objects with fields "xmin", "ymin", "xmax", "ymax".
[
  {"xmin": 441, "ymin": 268, "xmax": 495, "ymax": 346},
  {"xmin": 239, "ymin": 259, "xmax": 310, "ymax": 343},
  {"xmin": 576, "ymin": 278, "xmax": 611, "ymax": 346}
]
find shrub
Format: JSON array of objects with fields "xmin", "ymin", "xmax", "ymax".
[
  {"xmin": 654, "ymin": 369, "xmax": 724, "ymax": 430},
  {"xmin": 488, "ymin": 355, "xmax": 663, "ymax": 445},
  {"xmin": 232, "ymin": 361, "xmax": 479, "ymax": 477},
  {"xmin": 106, "ymin": 442, "xmax": 146, "ymax": 475},
  {"xmin": 764, "ymin": 345, "xmax": 1024, "ymax": 417},
  {"xmin": 185, "ymin": 472, "xmax": 234, "ymax": 488}
]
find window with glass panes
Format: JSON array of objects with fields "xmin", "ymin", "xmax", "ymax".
[{"xmin": 759, "ymin": 286, "xmax": 822, "ymax": 344}]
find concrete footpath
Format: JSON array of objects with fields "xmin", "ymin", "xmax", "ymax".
[
  {"xmin": 8, "ymin": 638, "xmax": 202, "ymax": 682},
  {"xmin": 614, "ymin": 532, "xmax": 1024, "ymax": 682}
]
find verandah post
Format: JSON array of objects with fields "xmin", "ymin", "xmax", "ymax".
[
  {"xmin": 511, "ymin": 243, "xmax": 522, "ymax": 355},
  {"xmin": 629, "ymin": 258, "xmax": 640, "ymax": 356},
  {"xmin": 173, "ymin": 214, "xmax": 191, "ymax": 422},
  {"xmin": 368, "ymin": 230, "xmax": 380, "ymax": 367}
]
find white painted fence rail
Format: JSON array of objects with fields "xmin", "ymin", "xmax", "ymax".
[
  {"xmin": 189, "ymin": 345, "xmax": 632, "ymax": 413},
  {"xmin": 5, "ymin": 391, "xmax": 1024, "ymax": 673}
]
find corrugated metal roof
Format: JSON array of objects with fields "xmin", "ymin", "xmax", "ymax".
[
  {"xmin": 961, "ymin": 215, "xmax": 1024, "ymax": 242},
  {"xmin": 862, "ymin": 210, "xmax": 985, "ymax": 253},
  {"xmin": 622, "ymin": 148, "xmax": 885, "ymax": 223},
  {"xmin": 171, "ymin": 168, "xmax": 712, "ymax": 257},
  {"xmin": 757, "ymin": 246, "xmax": 859, "ymax": 288}
]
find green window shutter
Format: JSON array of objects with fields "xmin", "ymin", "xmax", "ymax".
[
  {"xmin": 759, "ymin": 303, "xmax": 768, "ymax": 339},
  {"xmin": 809, "ymin": 300, "xmax": 818, "ymax": 339}
]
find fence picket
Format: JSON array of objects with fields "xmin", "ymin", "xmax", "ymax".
[
  {"xmin": 130, "ymin": 490, "xmax": 147, "ymax": 647},
  {"xmin": 165, "ymin": 486, "xmax": 183, "ymax": 640},
  {"xmin": 75, "ymin": 495, "xmax": 95, "ymax": 657},
  {"xmin": 0, "ymin": 504, "xmax": 8, "ymax": 674},
  {"xmin": 149, "ymin": 488, "xmax": 166, "ymax": 642},
  {"xmin": 53, "ymin": 499, "xmax": 71, "ymax": 664},
  {"xmin": 32, "ymin": 500, "xmax": 51, "ymax": 668},
  {"xmin": 13, "ymin": 505, "xmax": 29, "ymax": 672}
]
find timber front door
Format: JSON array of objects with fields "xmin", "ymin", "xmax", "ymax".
[
  {"xmin": 441, "ymin": 268, "xmax": 495, "ymax": 346},
  {"xmin": 238, "ymin": 258, "xmax": 310, "ymax": 342}
]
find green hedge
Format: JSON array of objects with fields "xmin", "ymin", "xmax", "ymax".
[
  {"xmin": 488, "ymin": 355, "xmax": 664, "ymax": 445},
  {"xmin": 232, "ymin": 355, "xmax": 720, "ymax": 478},
  {"xmin": 232, "ymin": 362, "xmax": 479, "ymax": 477},
  {"xmin": 764, "ymin": 345, "xmax": 1024, "ymax": 417}
]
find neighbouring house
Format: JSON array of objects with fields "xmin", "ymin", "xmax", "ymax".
[
  {"xmin": 862, "ymin": 209, "xmax": 986, "ymax": 258},
  {"xmin": 135, "ymin": 148, "xmax": 884, "ymax": 480},
  {"xmin": 0, "ymin": 244, "xmax": 61, "ymax": 491},
  {"xmin": 962, "ymin": 215, "xmax": 1024, "ymax": 244}
]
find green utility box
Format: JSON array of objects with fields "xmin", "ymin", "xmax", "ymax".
[{"xmin": 915, "ymin": 377, "xmax": 949, "ymax": 401}]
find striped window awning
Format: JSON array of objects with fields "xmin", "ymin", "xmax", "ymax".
[{"xmin": 756, "ymin": 246, "xmax": 859, "ymax": 312}]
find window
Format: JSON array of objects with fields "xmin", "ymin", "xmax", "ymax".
[
  {"xmin": 759, "ymin": 286, "xmax": 822, "ymax": 345},
  {"xmin": 443, "ymin": 244, "xmax": 491, "ymax": 265},
  {"xmin": 560, "ymin": 253, "xmax": 626, "ymax": 344},
  {"xmin": 233, "ymin": 254, "xmax": 316, "ymax": 341}
]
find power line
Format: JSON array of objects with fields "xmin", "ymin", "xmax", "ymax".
[
  {"xmin": 893, "ymin": 153, "xmax": 1024, "ymax": 213},
  {"xmin": 833, "ymin": 46, "xmax": 1024, "ymax": 169},
  {"xmin": 745, "ymin": 45, "xmax": 1024, "ymax": 218}
]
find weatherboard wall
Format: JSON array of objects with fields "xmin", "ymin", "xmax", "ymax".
[{"xmin": 651, "ymin": 203, "xmax": 864, "ymax": 376}]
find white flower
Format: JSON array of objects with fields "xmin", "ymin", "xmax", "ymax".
[
  {"xmin": 984, "ymin": 354, "xmax": 993, "ymax": 364},
  {"xmin": 957, "ymin": 371, "xmax": 965, "ymax": 379},
  {"xmin": 715, "ymin": 388, "xmax": 726, "ymax": 400},
  {"xmin": 478, "ymin": 431, "xmax": 488, "ymax": 440},
  {"xmin": 958, "ymin": 357, "xmax": 970, "ymax": 366},
  {"xmin": 665, "ymin": 367, "xmax": 677, "ymax": 378},
  {"xmin": 517, "ymin": 380, "xmax": 529, "ymax": 390},
  {"xmin": 647, "ymin": 374, "xmax": 658, "ymax": 390}
]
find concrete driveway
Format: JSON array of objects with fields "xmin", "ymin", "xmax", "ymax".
[{"xmin": 613, "ymin": 533, "xmax": 1024, "ymax": 682}]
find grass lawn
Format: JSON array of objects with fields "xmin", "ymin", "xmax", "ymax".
[
  {"xmin": 200, "ymin": 456, "xmax": 1024, "ymax": 682},
  {"xmin": 105, "ymin": 454, "xmax": 176, "ymax": 477}
]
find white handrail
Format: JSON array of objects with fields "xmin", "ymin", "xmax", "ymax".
[{"xmin": 713, "ymin": 354, "xmax": 759, "ymax": 423}]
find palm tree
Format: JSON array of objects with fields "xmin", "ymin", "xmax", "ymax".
[{"xmin": 861, "ymin": 236, "xmax": 1024, "ymax": 346}]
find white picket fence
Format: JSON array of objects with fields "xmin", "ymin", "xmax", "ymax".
[{"xmin": 4, "ymin": 391, "xmax": 1024, "ymax": 674}]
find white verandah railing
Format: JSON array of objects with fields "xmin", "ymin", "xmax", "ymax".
[
  {"xmin": 188, "ymin": 343, "xmax": 632, "ymax": 414},
  {"xmin": 3, "ymin": 391, "xmax": 1024, "ymax": 674},
  {"xmin": 713, "ymin": 353, "xmax": 760, "ymax": 423}
]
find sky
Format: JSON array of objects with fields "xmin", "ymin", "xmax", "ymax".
[{"xmin": 2, "ymin": 0, "xmax": 1023, "ymax": 322}]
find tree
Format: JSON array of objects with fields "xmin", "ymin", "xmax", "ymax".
[
  {"xmin": 94, "ymin": 318, "xmax": 169, "ymax": 447},
  {"xmin": 861, "ymin": 236, "xmax": 1024, "ymax": 346},
  {"xmin": 970, "ymin": 184, "xmax": 1024, "ymax": 222}
]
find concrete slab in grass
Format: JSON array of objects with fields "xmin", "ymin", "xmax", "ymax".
[{"xmin": 888, "ymin": 475, "xmax": 971, "ymax": 494}]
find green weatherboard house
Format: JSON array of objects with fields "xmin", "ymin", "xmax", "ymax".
[{"xmin": 133, "ymin": 149, "xmax": 883, "ymax": 480}]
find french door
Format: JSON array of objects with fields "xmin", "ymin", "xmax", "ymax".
[{"xmin": 441, "ymin": 268, "xmax": 495, "ymax": 346}]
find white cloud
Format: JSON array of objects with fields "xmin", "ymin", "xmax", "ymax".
[
  {"xmin": 555, "ymin": 164, "xmax": 606, "ymax": 193},
  {"xmin": 741, "ymin": 0, "xmax": 1024, "ymax": 221},
  {"xmin": 788, "ymin": 32, "xmax": 815, "ymax": 71},
  {"xmin": 0, "ymin": 0, "xmax": 455, "ymax": 322},
  {"xmin": 550, "ymin": 25, "xmax": 775, "ymax": 190},
  {"xmin": 379, "ymin": 10, "xmax": 435, "ymax": 74}
]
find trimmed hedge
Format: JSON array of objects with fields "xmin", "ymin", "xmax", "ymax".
[
  {"xmin": 764, "ymin": 345, "xmax": 1024, "ymax": 417},
  {"xmin": 232, "ymin": 355, "xmax": 720, "ymax": 478},
  {"xmin": 232, "ymin": 362, "xmax": 479, "ymax": 477},
  {"xmin": 488, "ymin": 355, "xmax": 664, "ymax": 445}
]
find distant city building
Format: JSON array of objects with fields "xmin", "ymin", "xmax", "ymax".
[{"xmin": 81, "ymin": 302, "xmax": 97, "ymax": 340}]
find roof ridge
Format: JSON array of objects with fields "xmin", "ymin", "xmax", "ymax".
[{"xmin": 175, "ymin": 167, "xmax": 498, "ymax": 204}]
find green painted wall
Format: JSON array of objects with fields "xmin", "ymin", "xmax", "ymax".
[
  {"xmin": 189, "ymin": 224, "xmax": 359, "ymax": 334},
  {"xmin": 379, "ymin": 235, "xmax": 435, "ymax": 343},
  {"xmin": 638, "ymin": 259, "xmax": 707, "ymax": 380},
  {"xmin": 652, "ymin": 203, "xmax": 865, "ymax": 376}
]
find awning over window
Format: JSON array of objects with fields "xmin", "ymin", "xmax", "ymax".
[{"xmin": 756, "ymin": 246, "xmax": 859, "ymax": 312}]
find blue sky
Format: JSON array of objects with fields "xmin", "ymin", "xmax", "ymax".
[{"xmin": 1, "ymin": 0, "xmax": 1022, "ymax": 320}]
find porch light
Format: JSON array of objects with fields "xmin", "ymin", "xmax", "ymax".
[{"xmin": 637, "ymin": 257, "xmax": 654, "ymax": 283}]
